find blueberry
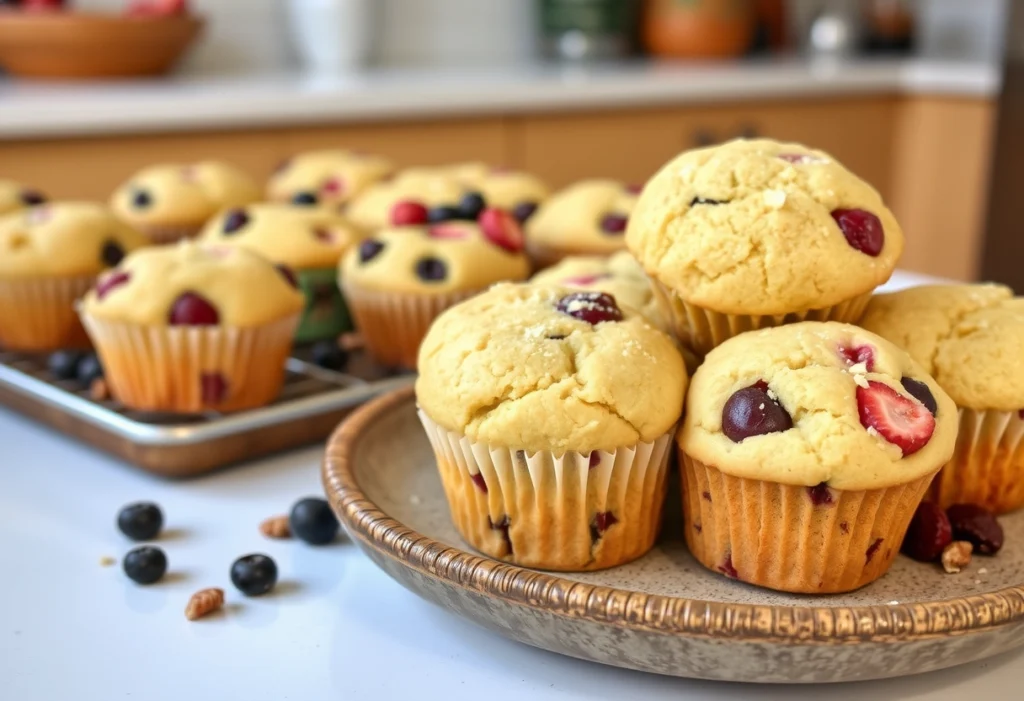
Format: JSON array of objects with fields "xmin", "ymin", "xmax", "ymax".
[
  {"xmin": 131, "ymin": 189, "xmax": 152, "ymax": 209},
  {"xmin": 511, "ymin": 201, "xmax": 538, "ymax": 223},
  {"xmin": 289, "ymin": 497, "xmax": 339, "ymax": 545},
  {"xmin": 358, "ymin": 239, "xmax": 385, "ymax": 263},
  {"xmin": 221, "ymin": 208, "xmax": 250, "ymax": 235},
  {"xmin": 101, "ymin": 240, "xmax": 125, "ymax": 267},
  {"xmin": 415, "ymin": 257, "xmax": 447, "ymax": 282},
  {"xmin": 47, "ymin": 350, "xmax": 85, "ymax": 381},
  {"xmin": 427, "ymin": 205, "xmax": 461, "ymax": 224},
  {"xmin": 117, "ymin": 502, "xmax": 164, "ymax": 541},
  {"xmin": 123, "ymin": 546, "xmax": 167, "ymax": 585},
  {"xmin": 230, "ymin": 553, "xmax": 278, "ymax": 596},
  {"xmin": 76, "ymin": 353, "xmax": 104, "ymax": 388},
  {"xmin": 311, "ymin": 341, "xmax": 349, "ymax": 371},
  {"xmin": 457, "ymin": 191, "xmax": 486, "ymax": 220},
  {"xmin": 901, "ymin": 376, "xmax": 938, "ymax": 416},
  {"xmin": 292, "ymin": 192, "xmax": 318, "ymax": 206},
  {"xmin": 19, "ymin": 190, "xmax": 46, "ymax": 206}
]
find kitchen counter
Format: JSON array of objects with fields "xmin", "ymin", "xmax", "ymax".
[
  {"xmin": 2, "ymin": 269, "xmax": 1022, "ymax": 701},
  {"xmin": 0, "ymin": 56, "xmax": 1000, "ymax": 139}
]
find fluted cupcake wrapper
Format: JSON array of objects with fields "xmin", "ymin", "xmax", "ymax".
[
  {"xmin": 681, "ymin": 452, "xmax": 936, "ymax": 594},
  {"xmin": 0, "ymin": 275, "xmax": 94, "ymax": 351},
  {"xmin": 341, "ymin": 282, "xmax": 477, "ymax": 370},
  {"xmin": 650, "ymin": 281, "xmax": 873, "ymax": 357},
  {"xmin": 928, "ymin": 408, "xmax": 1024, "ymax": 514},
  {"xmin": 137, "ymin": 223, "xmax": 203, "ymax": 245},
  {"xmin": 79, "ymin": 313, "xmax": 299, "ymax": 414},
  {"xmin": 418, "ymin": 409, "xmax": 674, "ymax": 572}
]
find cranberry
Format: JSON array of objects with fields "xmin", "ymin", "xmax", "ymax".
[
  {"xmin": 947, "ymin": 504, "xmax": 1003, "ymax": 555},
  {"xmin": 691, "ymin": 197, "xmax": 726, "ymax": 206},
  {"xmin": 470, "ymin": 473, "xmax": 487, "ymax": 493},
  {"xmin": 101, "ymin": 240, "xmax": 125, "ymax": 267},
  {"xmin": 478, "ymin": 207, "xmax": 525, "ymax": 253},
  {"xmin": 312, "ymin": 227, "xmax": 335, "ymax": 244},
  {"xmin": 588, "ymin": 452, "xmax": 601, "ymax": 468},
  {"xmin": 131, "ymin": 189, "xmax": 152, "ymax": 209},
  {"xmin": 321, "ymin": 176, "xmax": 344, "ymax": 196},
  {"xmin": 489, "ymin": 516, "xmax": 513, "ymax": 554},
  {"xmin": 840, "ymin": 522, "xmax": 850, "ymax": 534},
  {"xmin": 901, "ymin": 502, "xmax": 952, "ymax": 562},
  {"xmin": 221, "ymin": 208, "xmax": 249, "ymax": 235},
  {"xmin": 358, "ymin": 239, "xmax": 385, "ymax": 263},
  {"xmin": 292, "ymin": 192, "xmax": 318, "ymax": 206},
  {"xmin": 625, "ymin": 183, "xmax": 644, "ymax": 195},
  {"xmin": 555, "ymin": 291, "xmax": 623, "ymax": 325},
  {"xmin": 839, "ymin": 344, "xmax": 875, "ymax": 371},
  {"xmin": 96, "ymin": 271, "xmax": 131, "ymax": 300},
  {"xmin": 200, "ymin": 372, "xmax": 229, "ymax": 404},
  {"xmin": 390, "ymin": 200, "xmax": 428, "ymax": 226},
  {"xmin": 722, "ymin": 382, "xmax": 793, "ymax": 443},
  {"xmin": 589, "ymin": 511, "xmax": 618, "ymax": 543},
  {"xmin": 900, "ymin": 377, "xmax": 938, "ymax": 416},
  {"xmin": 19, "ymin": 190, "xmax": 45, "ymax": 206},
  {"xmin": 511, "ymin": 201, "xmax": 538, "ymax": 224},
  {"xmin": 168, "ymin": 292, "xmax": 219, "ymax": 326},
  {"xmin": 865, "ymin": 537, "xmax": 884, "ymax": 564},
  {"xmin": 415, "ymin": 257, "xmax": 447, "ymax": 282},
  {"xmin": 561, "ymin": 273, "xmax": 612, "ymax": 286},
  {"xmin": 599, "ymin": 213, "xmax": 628, "ymax": 235},
  {"xmin": 275, "ymin": 264, "xmax": 299, "ymax": 289},
  {"xmin": 832, "ymin": 208, "xmax": 884, "ymax": 257},
  {"xmin": 808, "ymin": 482, "xmax": 833, "ymax": 506},
  {"xmin": 702, "ymin": 490, "xmax": 712, "ymax": 502},
  {"xmin": 718, "ymin": 554, "xmax": 738, "ymax": 578}
]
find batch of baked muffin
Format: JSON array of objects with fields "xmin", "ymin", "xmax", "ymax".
[{"xmin": 1, "ymin": 138, "xmax": 1020, "ymax": 594}]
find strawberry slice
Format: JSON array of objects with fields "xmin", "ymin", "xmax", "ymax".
[
  {"xmin": 839, "ymin": 343, "xmax": 875, "ymax": 371},
  {"xmin": 857, "ymin": 381, "xmax": 935, "ymax": 456},
  {"xmin": 478, "ymin": 207, "xmax": 524, "ymax": 253}
]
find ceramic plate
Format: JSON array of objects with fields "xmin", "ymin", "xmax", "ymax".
[{"xmin": 322, "ymin": 387, "xmax": 1024, "ymax": 683}]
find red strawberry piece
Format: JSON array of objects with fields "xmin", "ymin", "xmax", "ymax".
[
  {"xmin": 901, "ymin": 502, "xmax": 952, "ymax": 562},
  {"xmin": 96, "ymin": 271, "xmax": 131, "ymax": 300},
  {"xmin": 839, "ymin": 343, "xmax": 875, "ymax": 371},
  {"xmin": 478, "ymin": 207, "xmax": 524, "ymax": 253},
  {"xmin": 561, "ymin": 273, "xmax": 613, "ymax": 286},
  {"xmin": 200, "ymin": 372, "xmax": 228, "ymax": 405},
  {"xmin": 832, "ymin": 208, "xmax": 884, "ymax": 257},
  {"xmin": 390, "ymin": 200, "xmax": 428, "ymax": 226},
  {"xmin": 427, "ymin": 223, "xmax": 469, "ymax": 240},
  {"xmin": 857, "ymin": 381, "xmax": 935, "ymax": 456},
  {"xmin": 321, "ymin": 176, "xmax": 345, "ymax": 196},
  {"xmin": 718, "ymin": 554, "xmax": 738, "ymax": 579}
]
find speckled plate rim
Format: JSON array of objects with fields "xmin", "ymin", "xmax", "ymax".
[{"xmin": 322, "ymin": 385, "xmax": 1024, "ymax": 644}]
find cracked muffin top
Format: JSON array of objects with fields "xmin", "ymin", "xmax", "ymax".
[
  {"xmin": 110, "ymin": 161, "xmax": 261, "ymax": 228},
  {"xmin": 200, "ymin": 203, "xmax": 364, "ymax": 270},
  {"xmin": 266, "ymin": 149, "xmax": 394, "ymax": 208},
  {"xmin": 626, "ymin": 138, "xmax": 903, "ymax": 315},
  {"xmin": 526, "ymin": 179, "xmax": 639, "ymax": 257},
  {"xmin": 0, "ymin": 179, "xmax": 46, "ymax": 216},
  {"xmin": 859, "ymin": 284, "xmax": 1024, "ymax": 411},
  {"xmin": 679, "ymin": 321, "xmax": 956, "ymax": 491},
  {"xmin": 80, "ymin": 241, "xmax": 304, "ymax": 327},
  {"xmin": 0, "ymin": 202, "xmax": 148, "ymax": 279},
  {"xmin": 416, "ymin": 282, "xmax": 687, "ymax": 453}
]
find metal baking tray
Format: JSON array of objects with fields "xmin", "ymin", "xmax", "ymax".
[{"xmin": 0, "ymin": 348, "xmax": 413, "ymax": 477}]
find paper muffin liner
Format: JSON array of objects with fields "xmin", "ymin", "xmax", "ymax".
[
  {"xmin": 651, "ymin": 281, "xmax": 873, "ymax": 357},
  {"xmin": 341, "ymin": 282, "xmax": 477, "ymax": 370},
  {"xmin": 136, "ymin": 223, "xmax": 203, "ymax": 245},
  {"xmin": 418, "ymin": 409, "xmax": 674, "ymax": 572},
  {"xmin": 927, "ymin": 408, "xmax": 1024, "ymax": 514},
  {"xmin": 79, "ymin": 313, "xmax": 299, "ymax": 414},
  {"xmin": 0, "ymin": 275, "xmax": 94, "ymax": 351},
  {"xmin": 681, "ymin": 452, "xmax": 936, "ymax": 594},
  {"xmin": 295, "ymin": 267, "xmax": 353, "ymax": 343}
]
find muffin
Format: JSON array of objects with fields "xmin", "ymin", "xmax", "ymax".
[
  {"xmin": 0, "ymin": 179, "xmax": 46, "ymax": 216},
  {"xmin": 339, "ymin": 209, "xmax": 530, "ymax": 369},
  {"xmin": 0, "ymin": 202, "xmax": 147, "ymax": 351},
  {"xmin": 679, "ymin": 321, "xmax": 957, "ymax": 593},
  {"xmin": 525, "ymin": 179, "xmax": 640, "ymax": 268},
  {"xmin": 626, "ymin": 138, "xmax": 903, "ymax": 356},
  {"xmin": 79, "ymin": 242, "xmax": 304, "ymax": 413},
  {"xmin": 345, "ymin": 166, "xmax": 465, "ymax": 232},
  {"xmin": 860, "ymin": 284, "xmax": 1024, "ymax": 513},
  {"xmin": 110, "ymin": 161, "xmax": 261, "ymax": 244},
  {"xmin": 266, "ymin": 149, "xmax": 394, "ymax": 208},
  {"xmin": 417, "ymin": 282, "xmax": 687, "ymax": 571},
  {"xmin": 201, "ymin": 204, "xmax": 365, "ymax": 342}
]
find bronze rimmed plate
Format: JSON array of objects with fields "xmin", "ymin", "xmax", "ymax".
[{"xmin": 322, "ymin": 386, "xmax": 1024, "ymax": 683}]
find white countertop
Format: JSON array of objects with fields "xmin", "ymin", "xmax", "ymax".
[
  {"xmin": 3, "ymin": 269, "xmax": 1022, "ymax": 701},
  {"xmin": 0, "ymin": 57, "xmax": 1001, "ymax": 140}
]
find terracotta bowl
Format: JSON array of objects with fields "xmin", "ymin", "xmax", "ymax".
[{"xmin": 0, "ymin": 12, "xmax": 203, "ymax": 79}]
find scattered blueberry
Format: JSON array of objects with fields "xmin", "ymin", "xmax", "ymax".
[
  {"xmin": 311, "ymin": 340, "xmax": 349, "ymax": 371},
  {"xmin": 131, "ymin": 189, "xmax": 152, "ymax": 209},
  {"xmin": 230, "ymin": 553, "xmax": 278, "ymax": 596},
  {"xmin": 100, "ymin": 240, "xmax": 125, "ymax": 267},
  {"xmin": 358, "ymin": 239, "xmax": 385, "ymax": 263},
  {"xmin": 117, "ymin": 502, "xmax": 164, "ymax": 541},
  {"xmin": 76, "ymin": 353, "xmax": 104, "ymax": 387},
  {"xmin": 47, "ymin": 350, "xmax": 84, "ymax": 381},
  {"xmin": 289, "ymin": 497, "xmax": 339, "ymax": 545},
  {"xmin": 427, "ymin": 205, "xmax": 461, "ymax": 224},
  {"xmin": 415, "ymin": 257, "xmax": 448, "ymax": 282},
  {"xmin": 457, "ymin": 191, "xmax": 486, "ymax": 220},
  {"xmin": 292, "ymin": 192, "xmax": 319, "ymax": 206},
  {"xmin": 123, "ymin": 546, "xmax": 167, "ymax": 585},
  {"xmin": 901, "ymin": 376, "xmax": 938, "ymax": 416},
  {"xmin": 222, "ymin": 208, "xmax": 250, "ymax": 235},
  {"xmin": 19, "ymin": 190, "xmax": 46, "ymax": 206},
  {"xmin": 511, "ymin": 201, "xmax": 538, "ymax": 223}
]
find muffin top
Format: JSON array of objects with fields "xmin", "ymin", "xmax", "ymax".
[
  {"xmin": 531, "ymin": 251, "xmax": 663, "ymax": 327},
  {"xmin": 0, "ymin": 179, "xmax": 46, "ymax": 216},
  {"xmin": 200, "ymin": 203, "xmax": 364, "ymax": 270},
  {"xmin": 859, "ymin": 284, "xmax": 1024, "ymax": 411},
  {"xmin": 417, "ymin": 283, "xmax": 687, "ymax": 454},
  {"xmin": 626, "ymin": 138, "xmax": 903, "ymax": 315},
  {"xmin": 266, "ymin": 149, "xmax": 394, "ymax": 207},
  {"xmin": 346, "ymin": 168, "xmax": 464, "ymax": 231},
  {"xmin": 526, "ymin": 179, "xmax": 639, "ymax": 255},
  {"xmin": 341, "ymin": 213, "xmax": 530, "ymax": 295},
  {"xmin": 680, "ymin": 322, "xmax": 957, "ymax": 491},
  {"xmin": 110, "ymin": 161, "xmax": 261, "ymax": 227},
  {"xmin": 0, "ymin": 202, "xmax": 148, "ymax": 279},
  {"xmin": 80, "ymin": 241, "xmax": 304, "ymax": 327}
]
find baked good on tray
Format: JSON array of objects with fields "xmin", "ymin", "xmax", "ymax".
[
  {"xmin": 0, "ymin": 202, "xmax": 147, "ymax": 351},
  {"xmin": 200, "ymin": 203, "xmax": 365, "ymax": 343},
  {"xmin": 626, "ymin": 138, "xmax": 903, "ymax": 356},
  {"xmin": 110, "ymin": 161, "xmax": 261, "ymax": 244},
  {"xmin": 265, "ymin": 149, "xmax": 394, "ymax": 209},
  {"xmin": 860, "ymin": 284, "xmax": 1024, "ymax": 513},
  {"xmin": 0, "ymin": 179, "xmax": 46, "ymax": 216},
  {"xmin": 525, "ymin": 179, "xmax": 640, "ymax": 268},
  {"xmin": 339, "ymin": 208, "xmax": 530, "ymax": 369},
  {"xmin": 678, "ymin": 321, "xmax": 957, "ymax": 593},
  {"xmin": 416, "ymin": 282, "xmax": 687, "ymax": 571},
  {"xmin": 78, "ymin": 241, "xmax": 303, "ymax": 414}
]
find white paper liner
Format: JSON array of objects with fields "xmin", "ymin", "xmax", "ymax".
[
  {"xmin": 418, "ymin": 408, "xmax": 674, "ymax": 572},
  {"xmin": 928, "ymin": 408, "xmax": 1024, "ymax": 514},
  {"xmin": 0, "ymin": 275, "xmax": 94, "ymax": 350},
  {"xmin": 80, "ymin": 313, "xmax": 299, "ymax": 413},
  {"xmin": 650, "ymin": 280, "xmax": 873, "ymax": 356}
]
